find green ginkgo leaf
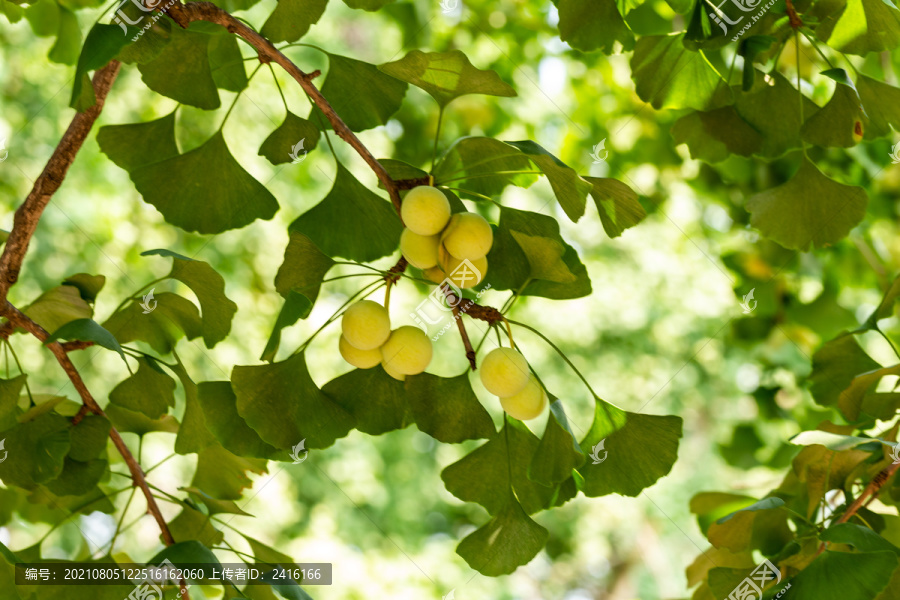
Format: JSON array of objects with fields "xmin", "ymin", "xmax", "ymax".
[
  {"xmin": 802, "ymin": 71, "xmax": 865, "ymax": 147},
  {"xmin": 745, "ymin": 158, "xmax": 868, "ymax": 251},
  {"xmin": 261, "ymin": 0, "xmax": 327, "ymax": 43},
  {"xmin": 817, "ymin": 0, "xmax": 900, "ymax": 55},
  {"xmin": 130, "ymin": 132, "xmax": 279, "ymax": 234},
  {"xmin": 557, "ymin": 0, "xmax": 634, "ymax": 54},
  {"xmin": 379, "ymin": 49, "xmax": 515, "ymax": 108},
  {"xmin": 630, "ymin": 34, "xmax": 725, "ymax": 110}
]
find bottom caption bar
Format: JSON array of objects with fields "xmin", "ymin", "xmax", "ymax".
[{"xmin": 15, "ymin": 562, "xmax": 332, "ymax": 586}]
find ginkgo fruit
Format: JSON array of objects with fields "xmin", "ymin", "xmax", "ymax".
[
  {"xmin": 381, "ymin": 325, "xmax": 433, "ymax": 375},
  {"xmin": 381, "ymin": 360, "xmax": 406, "ymax": 381},
  {"xmin": 500, "ymin": 375, "xmax": 547, "ymax": 420},
  {"xmin": 480, "ymin": 347, "xmax": 530, "ymax": 397},
  {"xmin": 423, "ymin": 266, "xmax": 446, "ymax": 284},
  {"xmin": 401, "ymin": 186, "xmax": 451, "ymax": 236},
  {"xmin": 441, "ymin": 213, "xmax": 493, "ymax": 260},
  {"xmin": 341, "ymin": 300, "xmax": 391, "ymax": 350},
  {"xmin": 339, "ymin": 335, "xmax": 382, "ymax": 369},
  {"xmin": 400, "ymin": 229, "xmax": 440, "ymax": 269},
  {"xmin": 439, "ymin": 252, "xmax": 487, "ymax": 289}
]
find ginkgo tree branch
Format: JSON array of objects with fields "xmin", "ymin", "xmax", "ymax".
[
  {"xmin": 163, "ymin": 0, "xmax": 405, "ymax": 213},
  {"xmin": 0, "ymin": 62, "xmax": 186, "ymax": 593},
  {"xmin": 0, "ymin": 62, "xmax": 121, "ymax": 302}
]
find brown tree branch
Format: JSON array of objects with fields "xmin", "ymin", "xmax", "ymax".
[
  {"xmin": 0, "ymin": 62, "xmax": 121, "ymax": 303},
  {"xmin": 785, "ymin": 0, "xmax": 803, "ymax": 28},
  {"xmin": 835, "ymin": 460, "xmax": 900, "ymax": 524},
  {"xmin": 816, "ymin": 458, "xmax": 900, "ymax": 556},
  {"xmin": 0, "ymin": 304, "xmax": 178, "ymax": 547},
  {"xmin": 0, "ymin": 63, "xmax": 184, "ymax": 588},
  {"xmin": 162, "ymin": 0, "xmax": 404, "ymax": 214}
]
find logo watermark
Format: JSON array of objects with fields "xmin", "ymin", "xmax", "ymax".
[
  {"xmin": 727, "ymin": 559, "xmax": 787, "ymax": 600},
  {"xmin": 409, "ymin": 260, "xmax": 490, "ymax": 341},
  {"xmin": 112, "ymin": 0, "xmax": 178, "ymax": 41},
  {"xmin": 590, "ymin": 139, "xmax": 608, "ymax": 163},
  {"xmin": 140, "ymin": 289, "xmax": 157, "ymax": 314},
  {"xmin": 289, "ymin": 139, "xmax": 307, "ymax": 164},
  {"xmin": 439, "ymin": 0, "xmax": 459, "ymax": 13},
  {"xmin": 290, "ymin": 439, "xmax": 308, "ymax": 464},
  {"xmin": 589, "ymin": 439, "xmax": 608, "ymax": 464},
  {"xmin": 0, "ymin": 138, "xmax": 8, "ymax": 162},
  {"xmin": 0, "ymin": 438, "xmax": 7, "ymax": 464},
  {"xmin": 890, "ymin": 141, "xmax": 900, "ymax": 165},
  {"xmin": 125, "ymin": 558, "xmax": 188, "ymax": 600},
  {"xmin": 706, "ymin": 0, "xmax": 777, "ymax": 42},
  {"xmin": 740, "ymin": 288, "xmax": 756, "ymax": 314}
]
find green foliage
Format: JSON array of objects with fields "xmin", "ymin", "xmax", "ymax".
[{"xmin": 5, "ymin": 0, "xmax": 900, "ymax": 591}]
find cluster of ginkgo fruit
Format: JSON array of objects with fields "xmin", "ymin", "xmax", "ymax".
[
  {"xmin": 399, "ymin": 185, "xmax": 492, "ymax": 288},
  {"xmin": 337, "ymin": 185, "xmax": 547, "ymax": 420}
]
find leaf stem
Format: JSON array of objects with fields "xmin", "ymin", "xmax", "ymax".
[
  {"xmin": 3, "ymin": 339, "xmax": 33, "ymax": 403},
  {"xmin": 438, "ymin": 186, "xmax": 494, "ymax": 201},
  {"xmin": 268, "ymin": 63, "xmax": 290, "ymax": 112},
  {"xmin": 437, "ymin": 170, "xmax": 543, "ymax": 185},
  {"xmin": 799, "ymin": 29, "xmax": 835, "ymax": 69},
  {"xmin": 218, "ymin": 63, "xmax": 264, "ymax": 131},
  {"xmin": 431, "ymin": 106, "xmax": 445, "ymax": 173}
]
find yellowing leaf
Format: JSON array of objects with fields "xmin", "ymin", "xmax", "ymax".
[{"xmin": 509, "ymin": 231, "xmax": 577, "ymax": 283}]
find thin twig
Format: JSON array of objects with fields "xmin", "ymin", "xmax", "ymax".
[
  {"xmin": 0, "ymin": 304, "xmax": 178, "ymax": 547},
  {"xmin": 163, "ymin": 0, "xmax": 404, "ymax": 214}
]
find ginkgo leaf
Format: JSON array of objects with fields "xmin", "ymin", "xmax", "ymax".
[
  {"xmin": 258, "ymin": 112, "xmax": 319, "ymax": 165},
  {"xmin": 809, "ymin": 332, "xmax": 879, "ymax": 407},
  {"xmin": 109, "ymin": 357, "xmax": 176, "ymax": 420},
  {"xmin": 529, "ymin": 400, "xmax": 585, "ymax": 486},
  {"xmin": 137, "ymin": 25, "xmax": 220, "ymax": 109},
  {"xmin": 44, "ymin": 319, "xmax": 126, "ymax": 363},
  {"xmin": 231, "ymin": 352, "xmax": 354, "ymax": 450},
  {"xmin": 433, "ymin": 137, "xmax": 538, "ymax": 197},
  {"xmin": 630, "ymin": 34, "xmax": 725, "ymax": 111},
  {"xmin": 23, "ymin": 285, "xmax": 93, "ymax": 334},
  {"xmin": 585, "ymin": 177, "xmax": 646, "ymax": 238},
  {"xmin": 857, "ymin": 75, "xmax": 900, "ymax": 139},
  {"xmin": 197, "ymin": 382, "xmax": 282, "ymax": 459},
  {"xmin": 130, "ymin": 131, "xmax": 279, "ymax": 234},
  {"xmin": 802, "ymin": 71, "xmax": 865, "ymax": 147},
  {"xmin": 322, "ymin": 367, "xmax": 412, "ymax": 435},
  {"xmin": 505, "ymin": 140, "xmax": 592, "ymax": 222},
  {"xmin": 261, "ymin": 0, "xmax": 327, "ymax": 43},
  {"xmin": 671, "ymin": 106, "xmax": 764, "ymax": 162},
  {"xmin": 97, "ymin": 112, "xmax": 180, "ymax": 172},
  {"xmin": 745, "ymin": 158, "xmax": 868, "ymax": 251},
  {"xmin": 289, "ymin": 163, "xmax": 401, "ymax": 262},
  {"xmin": 509, "ymin": 231, "xmax": 578, "ymax": 283},
  {"xmin": 485, "ymin": 206, "xmax": 591, "ymax": 299},
  {"xmin": 405, "ymin": 373, "xmax": 495, "ymax": 443},
  {"xmin": 817, "ymin": 0, "xmax": 900, "ymax": 55},
  {"xmin": 577, "ymin": 398, "xmax": 682, "ymax": 497},
  {"xmin": 455, "ymin": 494, "xmax": 548, "ymax": 576},
  {"xmin": 314, "ymin": 53, "xmax": 407, "ymax": 131},
  {"xmin": 379, "ymin": 49, "xmax": 515, "ymax": 108},
  {"xmin": 557, "ymin": 0, "xmax": 634, "ymax": 54},
  {"xmin": 142, "ymin": 250, "xmax": 239, "ymax": 348},
  {"xmin": 190, "ymin": 444, "xmax": 268, "ymax": 500},
  {"xmin": 733, "ymin": 73, "xmax": 820, "ymax": 158},
  {"xmin": 69, "ymin": 24, "xmax": 131, "ymax": 110}
]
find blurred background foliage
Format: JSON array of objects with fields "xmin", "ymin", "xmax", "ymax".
[{"xmin": 2, "ymin": 0, "xmax": 900, "ymax": 598}]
